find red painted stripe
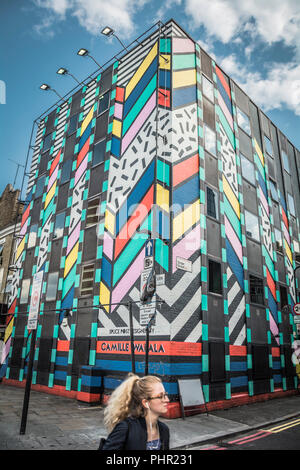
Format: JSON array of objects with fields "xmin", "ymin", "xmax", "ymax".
[
  {"xmin": 266, "ymin": 267, "xmax": 276, "ymax": 300},
  {"xmin": 282, "ymin": 208, "xmax": 289, "ymax": 231},
  {"xmin": 216, "ymin": 66, "xmax": 231, "ymax": 99},
  {"xmin": 272, "ymin": 347, "xmax": 280, "ymax": 357},
  {"xmin": 158, "ymin": 88, "xmax": 170, "ymax": 108},
  {"xmin": 50, "ymin": 149, "xmax": 61, "ymax": 176},
  {"xmin": 114, "ymin": 185, "xmax": 154, "ymax": 258},
  {"xmin": 21, "ymin": 203, "xmax": 31, "ymax": 227},
  {"xmin": 228, "ymin": 430, "xmax": 268, "ymax": 445},
  {"xmin": 235, "ymin": 432, "xmax": 271, "ymax": 445},
  {"xmin": 116, "ymin": 86, "xmax": 125, "ymax": 103},
  {"xmin": 97, "ymin": 340, "xmax": 202, "ymax": 356},
  {"xmin": 173, "ymin": 153, "xmax": 199, "ymax": 187},
  {"xmin": 57, "ymin": 340, "xmax": 70, "ymax": 352},
  {"xmin": 76, "ymin": 136, "xmax": 90, "ymax": 169},
  {"xmin": 229, "ymin": 345, "xmax": 247, "ymax": 356}
]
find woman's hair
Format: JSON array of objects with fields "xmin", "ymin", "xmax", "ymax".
[{"xmin": 104, "ymin": 373, "xmax": 162, "ymax": 432}]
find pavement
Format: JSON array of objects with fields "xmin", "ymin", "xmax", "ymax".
[{"xmin": 0, "ymin": 382, "xmax": 300, "ymax": 450}]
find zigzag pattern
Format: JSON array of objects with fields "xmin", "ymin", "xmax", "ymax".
[
  {"xmin": 279, "ymin": 192, "xmax": 296, "ymax": 304},
  {"xmin": 254, "ymin": 139, "xmax": 279, "ymax": 344},
  {"xmin": 60, "ymin": 106, "xmax": 94, "ymax": 339},
  {"xmin": 217, "ymin": 66, "xmax": 246, "ymax": 345}
]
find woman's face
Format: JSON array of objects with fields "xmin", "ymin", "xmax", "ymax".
[{"xmin": 145, "ymin": 382, "xmax": 169, "ymax": 416}]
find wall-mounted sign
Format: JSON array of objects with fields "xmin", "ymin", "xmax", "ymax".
[
  {"xmin": 27, "ymin": 271, "xmax": 43, "ymax": 330},
  {"xmin": 144, "ymin": 256, "xmax": 153, "ymax": 270},
  {"xmin": 176, "ymin": 256, "xmax": 192, "ymax": 272}
]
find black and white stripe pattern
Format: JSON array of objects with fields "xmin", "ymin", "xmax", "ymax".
[
  {"xmin": 227, "ymin": 266, "xmax": 246, "ymax": 345},
  {"xmin": 26, "ymin": 120, "xmax": 45, "ymax": 195},
  {"xmin": 52, "ymin": 102, "xmax": 69, "ymax": 156},
  {"xmin": 83, "ymin": 81, "xmax": 97, "ymax": 118}
]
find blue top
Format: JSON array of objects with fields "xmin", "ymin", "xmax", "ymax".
[{"xmin": 146, "ymin": 438, "xmax": 161, "ymax": 450}]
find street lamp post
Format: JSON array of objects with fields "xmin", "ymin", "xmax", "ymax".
[
  {"xmin": 56, "ymin": 68, "xmax": 81, "ymax": 84},
  {"xmin": 39, "ymin": 84, "xmax": 63, "ymax": 100}
]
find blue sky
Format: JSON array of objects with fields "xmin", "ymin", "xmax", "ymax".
[{"xmin": 1, "ymin": 0, "xmax": 300, "ymax": 197}]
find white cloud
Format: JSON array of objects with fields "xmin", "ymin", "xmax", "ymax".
[
  {"xmin": 217, "ymin": 54, "xmax": 300, "ymax": 116},
  {"xmin": 33, "ymin": 0, "xmax": 151, "ymax": 38},
  {"xmin": 184, "ymin": 0, "xmax": 300, "ymax": 56}
]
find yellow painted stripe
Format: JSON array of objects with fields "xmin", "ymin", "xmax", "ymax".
[
  {"xmin": 80, "ymin": 106, "xmax": 94, "ymax": 136},
  {"xmin": 105, "ymin": 209, "xmax": 115, "ymax": 236},
  {"xmin": 44, "ymin": 182, "xmax": 56, "ymax": 209},
  {"xmin": 222, "ymin": 175, "xmax": 240, "ymax": 219},
  {"xmin": 100, "ymin": 282, "xmax": 110, "ymax": 313},
  {"xmin": 159, "ymin": 54, "xmax": 170, "ymax": 70},
  {"xmin": 125, "ymin": 43, "xmax": 158, "ymax": 100},
  {"xmin": 112, "ymin": 119, "xmax": 122, "ymax": 138},
  {"xmin": 284, "ymin": 239, "xmax": 293, "ymax": 265},
  {"xmin": 156, "ymin": 184, "xmax": 169, "ymax": 212},
  {"xmin": 173, "ymin": 199, "xmax": 200, "ymax": 242},
  {"xmin": 16, "ymin": 237, "xmax": 25, "ymax": 261},
  {"xmin": 4, "ymin": 317, "xmax": 14, "ymax": 343},
  {"xmin": 64, "ymin": 241, "xmax": 79, "ymax": 278},
  {"xmin": 173, "ymin": 69, "xmax": 196, "ymax": 88},
  {"xmin": 264, "ymin": 418, "xmax": 300, "ymax": 433},
  {"xmin": 254, "ymin": 138, "xmax": 264, "ymax": 167}
]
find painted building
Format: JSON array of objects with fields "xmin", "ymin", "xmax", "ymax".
[{"xmin": 1, "ymin": 20, "xmax": 300, "ymax": 415}]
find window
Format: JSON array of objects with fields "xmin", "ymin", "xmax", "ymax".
[
  {"xmin": 287, "ymin": 193, "xmax": 296, "ymax": 217},
  {"xmin": 80, "ymin": 263, "xmax": 94, "ymax": 296},
  {"xmin": 264, "ymin": 135, "xmax": 273, "ymax": 156},
  {"xmin": 206, "ymin": 186, "xmax": 219, "ymax": 219},
  {"xmin": 249, "ymin": 275, "xmax": 264, "ymax": 305},
  {"xmin": 282, "ymin": 150, "xmax": 290, "ymax": 173},
  {"xmin": 0, "ymin": 244, "xmax": 3, "ymax": 266},
  {"xmin": 280, "ymin": 285, "xmax": 288, "ymax": 309},
  {"xmin": 202, "ymin": 75, "xmax": 214, "ymax": 102},
  {"xmin": 269, "ymin": 179, "xmax": 278, "ymax": 202},
  {"xmin": 35, "ymin": 175, "xmax": 46, "ymax": 198},
  {"xmin": 86, "ymin": 197, "xmax": 100, "ymax": 227},
  {"xmin": 93, "ymin": 139, "xmax": 106, "ymax": 166},
  {"xmin": 208, "ymin": 260, "xmax": 222, "ymax": 294},
  {"xmin": 53, "ymin": 212, "xmax": 65, "ymax": 239},
  {"xmin": 20, "ymin": 278, "xmax": 30, "ymax": 304},
  {"xmin": 240, "ymin": 153, "xmax": 255, "ymax": 185},
  {"xmin": 204, "ymin": 124, "xmax": 216, "ymax": 156},
  {"xmin": 27, "ymin": 224, "xmax": 38, "ymax": 248},
  {"xmin": 237, "ymin": 107, "xmax": 251, "ymax": 135},
  {"xmin": 60, "ymin": 159, "xmax": 72, "ymax": 184},
  {"xmin": 274, "ymin": 228, "xmax": 283, "ymax": 253},
  {"xmin": 42, "ymin": 133, "xmax": 52, "ymax": 153},
  {"xmin": 46, "ymin": 272, "xmax": 59, "ymax": 301},
  {"xmin": 67, "ymin": 113, "xmax": 79, "ymax": 136},
  {"xmin": 98, "ymin": 92, "xmax": 110, "ymax": 115},
  {"xmin": 245, "ymin": 210, "xmax": 260, "ymax": 241}
]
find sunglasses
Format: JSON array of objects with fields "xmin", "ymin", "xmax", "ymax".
[{"xmin": 147, "ymin": 392, "xmax": 169, "ymax": 401}]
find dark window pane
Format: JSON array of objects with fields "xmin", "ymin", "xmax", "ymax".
[
  {"xmin": 60, "ymin": 159, "xmax": 72, "ymax": 184},
  {"xmin": 53, "ymin": 211, "xmax": 65, "ymax": 238},
  {"xmin": 98, "ymin": 92, "xmax": 110, "ymax": 115},
  {"xmin": 249, "ymin": 275, "xmax": 264, "ymax": 305},
  {"xmin": 35, "ymin": 175, "xmax": 46, "ymax": 198},
  {"xmin": 264, "ymin": 135, "xmax": 273, "ymax": 156},
  {"xmin": 93, "ymin": 139, "xmax": 106, "ymax": 166},
  {"xmin": 209, "ymin": 260, "xmax": 222, "ymax": 294},
  {"xmin": 42, "ymin": 133, "xmax": 52, "ymax": 153},
  {"xmin": 67, "ymin": 113, "xmax": 79, "ymax": 136},
  {"xmin": 207, "ymin": 186, "xmax": 218, "ymax": 219}
]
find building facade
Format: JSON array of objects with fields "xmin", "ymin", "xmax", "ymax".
[{"xmin": 1, "ymin": 20, "xmax": 300, "ymax": 415}]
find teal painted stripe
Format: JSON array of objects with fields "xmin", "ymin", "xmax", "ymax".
[
  {"xmin": 122, "ymin": 74, "xmax": 157, "ymax": 136},
  {"xmin": 113, "ymin": 215, "xmax": 152, "ymax": 286},
  {"xmin": 42, "ymin": 198, "xmax": 55, "ymax": 226},
  {"xmin": 62, "ymin": 264, "xmax": 77, "ymax": 299},
  {"xmin": 223, "ymin": 195, "xmax": 242, "ymax": 240},
  {"xmin": 155, "ymin": 238, "xmax": 169, "ymax": 272},
  {"xmin": 254, "ymin": 153, "xmax": 265, "ymax": 179},
  {"xmin": 262, "ymin": 246, "xmax": 276, "ymax": 278},
  {"xmin": 173, "ymin": 53, "xmax": 196, "ymax": 70},
  {"xmin": 217, "ymin": 105, "xmax": 235, "ymax": 149}
]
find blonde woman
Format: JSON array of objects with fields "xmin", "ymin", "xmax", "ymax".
[{"xmin": 100, "ymin": 373, "xmax": 170, "ymax": 450}]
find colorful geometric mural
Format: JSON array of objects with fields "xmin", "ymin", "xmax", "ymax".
[{"xmin": 1, "ymin": 20, "xmax": 299, "ymax": 410}]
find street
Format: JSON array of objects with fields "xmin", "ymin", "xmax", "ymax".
[{"xmin": 192, "ymin": 417, "xmax": 300, "ymax": 450}]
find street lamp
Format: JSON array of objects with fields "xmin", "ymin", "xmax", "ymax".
[
  {"xmin": 39, "ymin": 84, "xmax": 63, "ymax": 100},
  {"xmin": 56, "ymin": 67, "xmax": 81, "ymax": 84},
  {"xmin": 101, "ymin": 26, "xmax": 129, "ymax": 51},
  {"xmin": 77, "ymin": 48, "xmax": 103, "ymax": 69}
]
